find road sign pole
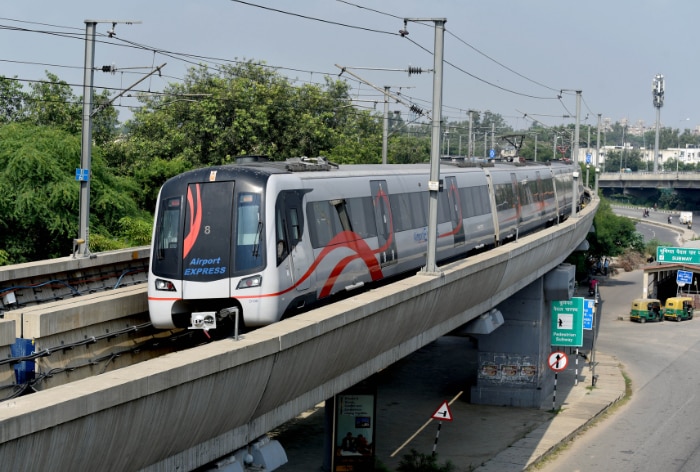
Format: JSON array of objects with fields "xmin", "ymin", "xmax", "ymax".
[
  {"xmin": 432, "ymin": 422, "xmax": 442, "ymax": 457},
  {"xmin": 552, "ymin": 372, "xmax": 558, "ymax": 410}
]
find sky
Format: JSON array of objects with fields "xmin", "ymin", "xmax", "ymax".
[{"xmin": 1, "ymin": 0, "xmax": 698, "ymax": 134}]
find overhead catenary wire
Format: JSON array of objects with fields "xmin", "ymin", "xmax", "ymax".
[{"xmin": 1, "ymin": 2, "xmax": 580, "ymax": 126}]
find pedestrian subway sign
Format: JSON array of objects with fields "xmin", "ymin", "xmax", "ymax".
[
  {"xmin": 551, "ymin": 298, "xmax": 584, "ymax": 347},
  {"xmin": 657, "ymin": 246, "xmax": 700, "ymax": 265}
]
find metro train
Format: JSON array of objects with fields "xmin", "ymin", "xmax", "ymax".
[{"xmin": 148, "ymin": 156, "xmax": 579, "ymax": 331}]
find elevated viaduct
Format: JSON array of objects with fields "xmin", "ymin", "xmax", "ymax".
[{"xmin": 0, "ymin": 198, "xmax": 597, "ymax": 471}]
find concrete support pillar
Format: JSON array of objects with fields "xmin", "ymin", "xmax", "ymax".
[{"xmin": 470, "ymin": 264, "xmax": 575, "ymax": 408}]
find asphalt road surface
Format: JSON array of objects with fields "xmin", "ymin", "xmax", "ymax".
[
  {"xmin": 613, "ymin": 206, "xmax": 688, "ymax": 246},
  {"xmin": 538, "ymin": 268, "xmax": 700, "ymax": 472}
]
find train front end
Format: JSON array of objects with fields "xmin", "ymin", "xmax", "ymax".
[{"xmin": 148, "ymin": 167, "xmax": 271, "ymax": 331}]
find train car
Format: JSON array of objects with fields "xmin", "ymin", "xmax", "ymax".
[{"xmin": 148, "ymin": 157, "xmax": 576, "ymax": 331}]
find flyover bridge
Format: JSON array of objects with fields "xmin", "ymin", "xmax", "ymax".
[
  {"xmin": 598, "ymin": 171, "xmax": 700, "ymax": 202},
  {"xmin": 0, "ymin": 199, "xmax": 597, "ymax": 472}
]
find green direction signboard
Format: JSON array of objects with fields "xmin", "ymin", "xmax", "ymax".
[
  {"xmin": 551, "ymin": 297, "xmax": 584, "ymax": 347},
  {"xmin": 657, "ymin": 246, "xmax": 700, "ymax": 264}
]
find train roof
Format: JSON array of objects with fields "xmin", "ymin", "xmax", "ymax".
[{"xmin": 164, "ymin": 156, "xmax": 573, "ymax": 185}]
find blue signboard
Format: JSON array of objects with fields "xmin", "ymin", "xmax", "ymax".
[
  {"xmin": 75, "ymin": 168, "xmax": 89, "ymax": 181},
  {"xmin": 489, "ymin": 149, "xmax": 495, "ymax": 158},
  {"xmin": 583, "ymin": 298, "xmax": 594, "ymax": 330},
  {"xmin": 677, "ymin": 269, "xmax": 693, "ymax": 285},
  {"xmin": 585, "ymin": 153, "xmax": 592, "ymax": 164}
]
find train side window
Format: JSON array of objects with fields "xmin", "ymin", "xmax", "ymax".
[
  {"xmin": 494, "ymin": 183, "xmax": 513, "ymax": 209},
  {"xmin": 346, "ymin": 197, "xmax": 377, "ymax": 238},
  {"xmin": 390, "ymin": 194, "xmax": 412, "ymax": 231},
  {"xmin": 275, "ymin": 207, "xmax": 288, "ymax": 265},
  {"xmin": 307, "ymin": 201, "xmax": 342, "ymax": 248},
  {"xmin": 477, "ymin": 185, "xmax": 490, "ymax": 215},
  {"xmin": 399, "ymin": 192, "xmax": 424, "ymax": 229},
  {"xmin": 460, "ymin": 187, "xmax": 474, "ymax": 218},
  {"xmin": 331, "ymin": 199, "xmax": 352, "ymax": 232},
  {"xmin": 437, "ymin": 189, "xmax": 450, "ymax": 224}
]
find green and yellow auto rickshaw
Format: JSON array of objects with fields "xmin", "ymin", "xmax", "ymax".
[
  {"xmin": 629, "ymin": 298, "xmax": 663, "ymax": 323},
  {"xmin": 663, "ymin": 297, "xmax": 694, "ymax": 322}
]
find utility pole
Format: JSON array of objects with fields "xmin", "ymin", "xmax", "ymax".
[
  {"xmin": 533, "ymin": 133, "xmax": 538, "ymax": 162},
  {"xmin": 402, "ymin": 17, "xmax": 446, "ymax": 275},
  {"xmin": 382, "ymin": 86, "xmax": 389, "ymax": 164},
  {"xmin": 595, "ymin": 114, "xmax": 601, "ymax": 195},
  {"xmin": 574, "ymin": 91, "xmax": 581, "ymax": 163},
  {"xmin": 76, "ymin": 20, "xmax": 140, "ymax": 257},
  {"xmin": 467, "ymin": 110, "xmax": 474, "ymax": 160}
]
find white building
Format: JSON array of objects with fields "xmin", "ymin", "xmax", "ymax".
[{"xmin": 576, "ymin": 144, "xmax": 700, "ymax": 170}]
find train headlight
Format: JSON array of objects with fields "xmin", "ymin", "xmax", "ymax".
[
  {"xmin": 237, "ymin": 275, "xmax": 262, "ymax": 289},
  {"xmin": 154, "ymin": 278, "xmax": 176, "ymax": 291}
]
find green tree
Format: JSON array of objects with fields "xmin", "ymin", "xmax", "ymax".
[
  {"xmin": 0, "ymin": 123, "xmax": 148, "ymax": 263},
  {"xmin": 0, "ymin": 76, "xmax": 27, "ymax": 123},
  {"xmin": 118, "ymin": 61, "xmax": 376, "ymax": 203},
  {"xmin": 24, "ymin": 72, "xmax": 82, "ymax": 133},
  {"xmin": 586, "ymin": 198, "xmax": 641, "ymax": 258},
  {"xmin": 125, "ymin": 62, "xmax": 355, "ymax": 167},
  {"xmin": 389, "ymin": 135, "xmax": 431, "ymax": 163},
  {"xmin": 20, "ymin": 72, "xmax": 119, "ymax": 145}
]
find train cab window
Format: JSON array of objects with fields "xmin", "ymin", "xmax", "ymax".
[
  {"xmin": 152, "ymin": 197, "xmax": 182, "ymax": 278},
  {"xmin": 235, "ymin": 192, "xmax": 263, "ymax": 272},
  {"xmin": 156, "ymin": 197, "xmax": 181, "ymax": 257},
  {"xmin": 289, "ymin": 208, "xmax": 301, "ymax": 241}
]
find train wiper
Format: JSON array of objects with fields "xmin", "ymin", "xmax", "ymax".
[{"xmin": 252, "ymin": 221, "xmax": 263, "ymax": 257}]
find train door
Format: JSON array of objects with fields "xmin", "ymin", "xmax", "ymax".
[
  {"xmin": 445, "ymin": 176, "xmax": 465, "ymax": 246},
  {"xmin": 276, "ymin": 190, "xmax": 311, "ymax": 292},
  {"xmin": 510, "ymin": 173, "xmax": 522, "ymax": 225},
  {"xmin": 482, "ymin": 169, "xmax": 500, "ymax": 245},
  {"xmin": 370, "ymin": 180, "xmax": 397, "ymax": 267},
  {"xmin": 534, "ymin": 171, "xmax": 543, "ymax": 214},
  {"xmin": 181, "ymin": 181, "xmax": 235, "ymax": 299}
]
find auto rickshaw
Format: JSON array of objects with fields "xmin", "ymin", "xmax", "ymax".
[
  {"xmin": 663, "ymin": 297, "xmax": 695, "ymax": 322},
  {"xmin": 629, "ymin": 298, "xmax": 663, "ymax": 323}
]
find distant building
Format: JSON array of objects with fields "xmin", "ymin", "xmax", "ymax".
[{"xmin": 575, "ymin": 144, "xmax": 700, "ymax": 169}]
